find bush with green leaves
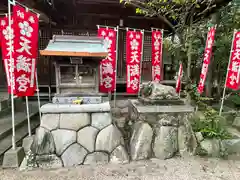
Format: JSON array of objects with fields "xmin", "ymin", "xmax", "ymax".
[{"xmin": 188, "ymin": 84, "xmax": 231, "ymax": 139}]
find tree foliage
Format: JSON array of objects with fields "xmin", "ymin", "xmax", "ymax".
[{"xmin": 121, "ymin": 0, "xmax": 232, "ymax": 32}]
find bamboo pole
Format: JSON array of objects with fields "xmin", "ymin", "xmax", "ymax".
[
  {"xmin": 113, "ymin": 26, "xmax": 119, "ymax": 107},
  {"xmin": 138, "ymin": 30, "xmax": 145, "ymax": 97},
  {"xmin": 8, "ymin": 0, "xmax": 16, "ymax": 150},
  {"xmin": 219, "ymin": 30, "xmax": 236, "ymax": 116},
  {"xmin": 25, "ymin": 97, "xmax": 31, "ymax": 136}
]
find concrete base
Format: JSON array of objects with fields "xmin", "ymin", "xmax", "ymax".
[
  {"xmin": 22, "ymin": 136, "xmax": 35, "ymax": 153},
  {"xmin": 2, "ymin": 147, "xmax": 25, "ymax": 168}
]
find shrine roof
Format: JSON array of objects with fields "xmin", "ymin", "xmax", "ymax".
[{"xmin": 40, "ymin": 35, "xmax": 108, "ymax": 57}]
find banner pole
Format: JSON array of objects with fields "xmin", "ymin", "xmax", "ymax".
[
  {"xmin": 219, "ymin": 30, "xmax": 236, "ymax": 116},
  {"xmin": 160, "ymin": 29, "xmax": 164, "ymax": 81},
  {"xmin": 8, "ymin": 0, "xmax": 16, "ymax": 150},
  {"xmin": 138, "ymin": 30, "xmax": 145, "ymax": 97},
  {"xmin": 113, "ymin": 26, "xmax": 119, "ymax": 108},
  {"xmin": 25, "ymin": 96, "xmax": 31, "ymax": 136},
  {"xmin": 35, "ymin": 69, "xmax": 41, "ymax": 119}
]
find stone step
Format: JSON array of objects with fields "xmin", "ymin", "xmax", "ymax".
[
  {"xmin": 0, "ymin": 99, "xmax": 8, "ymax": 112},
  {"xmin": 0, "ymin": 97, "xmax": 24, "ymax": 116},
  {"xmin": 0, "ymin": 103, "xmax": 39, "ymax": 141},
  {"xmin": 0, "ymin": 116, "xmax": 40, "ymax": 165},
  {"xmin": 0, "ymin": 103, "xmax": 39, "ymax": 162}
]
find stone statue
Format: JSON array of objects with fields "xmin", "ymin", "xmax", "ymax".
[{"xmin": 139, "ymin": 81, "xmax": 180, "ymax": 103}]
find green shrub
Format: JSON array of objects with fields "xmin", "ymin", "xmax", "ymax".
[{"xmin": 187, "ymin": 84, "xmax": 231, "ymax": 139}]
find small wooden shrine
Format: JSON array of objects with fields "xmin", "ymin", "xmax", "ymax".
[{"xmin": 40, "ymin": 35, "xmax": 108, "ymax": 104}]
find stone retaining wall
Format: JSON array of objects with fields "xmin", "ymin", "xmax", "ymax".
[
  {"xmin": 21, "ymin": 100, "xmax": 200, "ymax": 169},
  {"xmin": 30, "ymin": 102, "xmax": 129, "ymax": 168}
]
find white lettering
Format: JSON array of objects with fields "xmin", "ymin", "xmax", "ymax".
[
  {"xmin": 233, "ymin": 49, "xmax": 240, "ymax": 61},
  {"xmin": 16, "ymin": 55, "xmax": 32, "ymax": 72},
  {"xmin": 102, "ymin": 75, "xmax": 113, "ymax": 88},
  {"xmin": 129, "ymin": 64, "xmax": 139, "ymax": 76},
  {"xmin": 16, "ymin": 36, "xmax": 32, "ymax": 55},
  {"xmin": 130, "ymin": 77, "xmax": 139, "ymax": 90},
  {"xmin": 17, "ymin": 10, "xmax": 24, "ymax": 19},
  {"xmin": 102, "ymin": 62, "xmax": 113, "ymax": 74},
  {"xmin": 16, "ymin": 74, "xmax": 30, "ymax": 92},
  {"xmin": 130, "ymin": 39, "xmax": 139, "ymax": 51},
  {"xmin": 130, "ymin": 51, "xmax": 139, "ymax": 63},
  {"xmin": 229, "ymin": 74, "xmax": 237, "ymax": 86}
]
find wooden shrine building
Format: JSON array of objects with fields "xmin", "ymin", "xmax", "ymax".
[{"xmin": 0, "ymin": 0, "xmax": 174, "ymax": 95}]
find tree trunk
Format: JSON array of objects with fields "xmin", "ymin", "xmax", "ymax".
[
  {"xmin": 206, "ymin": 13, "xmax": 219, "ymax": 97},
  {"xmin": 187, "ymin": 16, "xmax": 193, "ymax": 80}
]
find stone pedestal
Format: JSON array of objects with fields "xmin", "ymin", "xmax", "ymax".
[
  {"xmin": 128, "ymin": 99, "xmax": 196, "ymax": 160},
  {"xmin": 2, "ymin": 147, "xmax": 25, "ymax": 168},
  {"xmin": 28, "ymin": 102, "xmax": 129, "ymax": 168},
  {"xmin": 22, "ymin": 136, "xmax": 35, "ymax": 153}
]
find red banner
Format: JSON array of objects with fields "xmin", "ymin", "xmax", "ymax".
[
  {"xmin": 152, "ymin": 30, "xmax": 163, "ymax": 82},
  {"xmin": 226, "ymin": 31, "xmax": 240, "ymax": 90},
  {"xmin": 126, "ymin": 30, "xmax": 143, "ymax": 94},
  {"xmin": 0, "ymin": 16, "xmax": 16, "ymax": 94},
  {"xmin": 197, "ymin": 26, "xmax": 216, "ymax": 94},
  {"xmin": 98, "ymin": 28, "xmax": 116, "ymax": 93},
  {"xmin": 13, "ymin": 5, "xmax": 39, "ymax": 96},
  {"xmin": 176, "ymin": 63, "xmax": 183, "ymax": 93}
]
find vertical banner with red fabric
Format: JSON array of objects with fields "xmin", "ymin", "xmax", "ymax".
[
  {"xmin": 197, "ymin": 26, "xmax": 216, "ymax": 94},
  {"xmin": 126, "ymin": 30, "xmax": 143, "ymax": 94},
  {"xmin": 152, "ymin": 29, "xmax": 163, "ymax": 82},
  {"xmin": 98, "ymin": 27, "xmax": 116, "ymax": 93},
  {"xmin": 225, "ymin": 31, "xmax": 240, "ymax": 89},
  {"xmin": 12, "ymin": 5, "xmax": 39, "ymax": 97},
  {"xmin": 0, "ymin": 16, "xmax": 16, "ymax": 94},
  {"xmin": 176, "ymin": 63, "xmax": 183, "ymax": 93}
]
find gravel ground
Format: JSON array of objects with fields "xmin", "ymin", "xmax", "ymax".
[{"xmin": 0, "ymin": 157, "xmax": 240, "ymax": 180}]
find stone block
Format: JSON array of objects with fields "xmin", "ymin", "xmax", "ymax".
[
  {"xmin": 139, "ymin": 113, "xmax": 158, "ymax": 124},
  {"xmin": 115, "ymin": 100, "xmax": 129, "ymax": 109},
  {"xmin": 178, "ymin": 117, "xmax": 198, "ymax": 157},
  {"xmin": 200, "ymin": 139, "xmax": 220, "ymax": 157},
  {"xmin": 195, "ymin": 132, "xmax": 204, "ymax": 142},
  {"xmin": 129, "ymin": 100, "xmax": 194, "ymax": 114},
  {"xmin": 110, "ymin": 145, "xmax": 129, "ymax": 164},
  {"xmin": 61, "ymin": 143, "xmax": 88, "ymax": 167},
  {"xmin": 226, "ymin": 127, "xmax": 240, "ymax": 139},
  {"xmin": 40, "ymin": 102, "xmax": 111, "ymax": 114},
  {"xmin": 153, "ymin": 126, "xmax": 178, "ymax": 159},
  {"xmin": 52, "ymin": 129, "xmax": 76, "ymax": 155},
  {"xmin": 130, "ymin": 122, "xmax": 153, "ymax": 161},
  {"xmin": 83, "ymin": 152, "xmax": 109, "ymax": 165},
  {"xmin": 52, "ymin": 96, "xmax": 102, "ymax": 104},
  {"xmin": 121, "ymin": 107, "xmax": 129, "ymax": 118},
  {"xmin": 233, "ymin": 116, "xmax": 240, "ymax": 129},
  {"xmin": 2, "ymin": 147, "xmax": 25, "ymax": 168},
  {"xmin": 19, "ymin": 150, "xmax": 38, "ymax": 171},
  {"xmin": 113, "ymin": 117, "xmax": 126, "ymax": 128},
  {"xmin": 221, "ymin": 139, "xmax": 240, "ymax": 155},
  {"xmin": 36, "ymin": 154, "xmax": 63, "ymax": 169},
  {"xmin": 111, "ymin": 107, "xmax": 121, "ymax": 118},
  {"xmin": 91, "ymin": 113, "xmax": 112, "ymax": 130},
  {"xmin": 158, "ymin": 114, "xmax": 178, "ymax": 127},
  {"xmin": 22, "ymin": 136, "xmax": 35, "ymax": 153},
  {"xmin": 31, "ymin": 127, "xmax": 55, "ymax": 155},
  {"xmin": 95, "ymin": 125, "xmax": 123, "ymax": 152},
  {"xmin": 60, "ymin": 113, "xmax": 90, "ymax": 131},
  {"xmin": 41, "ymin": 114, "xmax": 60, "ymax": 131},
  {"xmin": 77, "ymin": 126, "xmax": 99, "ymax": 152}
]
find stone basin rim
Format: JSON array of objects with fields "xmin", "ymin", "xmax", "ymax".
[
  {"xmin": 40, "ymin": 102, "xmax": 111, "ymax": 114},
  {"xmin": 130, "ymin": 100, "xmax": 195, "ymax": 113}
]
